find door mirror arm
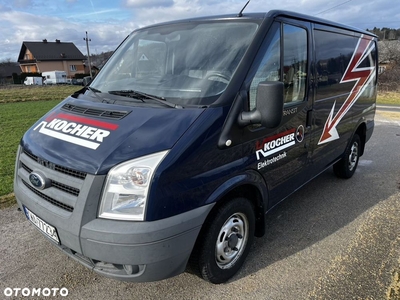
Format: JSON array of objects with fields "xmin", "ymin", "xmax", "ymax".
[{"xmin": 238, "ymin": 110, "xmax": 262, "ymax": 126}]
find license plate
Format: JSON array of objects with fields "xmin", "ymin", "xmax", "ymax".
[{"xmin": 23, "ymin": 206, "xmax": 60, "ymax": 244}]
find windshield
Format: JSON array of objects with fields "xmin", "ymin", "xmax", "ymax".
[{"xmin": 91, "ymin": 21, "xmax": 259, "ymax": 106}]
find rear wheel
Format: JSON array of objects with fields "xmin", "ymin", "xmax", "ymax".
[
  {"xmin": 333, "ymin": 133, "xmax": 361, "ymax": 179},
  {"xmin": 189, "ymin": 197, "xmax": 255, "ymax": 284}
]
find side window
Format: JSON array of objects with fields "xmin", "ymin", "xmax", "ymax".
[
  {"xmin": 283, "ymin": 24, "xmax": 308, "ymax": 104},
  {"xmin": 249, "ymin": 26, "xmax": 280, "ymax": 110},
  {"xmin": 249, "ymin": 23, "xmax": 308, "ymax": 110},
  {"xmin": 315, "ymin": 30, "xmax": 357, "ymax": 99}
]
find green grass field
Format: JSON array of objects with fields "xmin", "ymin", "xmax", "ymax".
[
  {"xmin": 0, "ymin": 85, "xmax": 80, "ymax": 207},
  {"xmin": 0, "ymin": 85, "xmax": 80, "ymax": 103},
  {"xmin": 0, "ymin": 100, "xmax": 62, "ymax": 206},
  {"xmin": 0, "ymin": 85, "xmax": 399, "ymax": 208},
  {"xmin": 377, "ymin": 91, "xmax": 400, "ymax": 106}
]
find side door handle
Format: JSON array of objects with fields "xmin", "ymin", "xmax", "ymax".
[{"xmin": 306, "ymin": 109, "xmax": 313, "ymax": 130}]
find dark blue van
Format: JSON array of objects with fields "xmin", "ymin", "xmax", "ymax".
[{"xmin": 14, "ymin": 10, "xmax": 377, "ymax": 284}]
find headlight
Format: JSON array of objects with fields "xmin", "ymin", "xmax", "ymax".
[{"xmin": 99, "ymin": 150, "xmax": 168, "ymax": 221}]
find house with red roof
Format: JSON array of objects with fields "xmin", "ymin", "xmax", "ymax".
[{"xmin": 18, "ymin": 39, "xmax": 86, "ymax": 78}]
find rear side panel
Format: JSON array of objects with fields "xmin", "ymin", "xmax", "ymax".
[{"xmin": 310, "ymin": 24, "xmax": 377, "ymax": 171}]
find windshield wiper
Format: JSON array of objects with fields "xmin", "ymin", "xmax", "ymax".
[
  {"xmin": 87, "ymin": 86, "xmax": 102, "ymax": 94},
  {"xmin": 108, "ymin": 90, "xmax": 145, "ymax": 103},
  {"xmin": 86, "ymin": 86, "xmax": 116, "ymax": 103},
  {"xmin": 108, "ymin": 90, "xmax": 182, "ymax": 108}
]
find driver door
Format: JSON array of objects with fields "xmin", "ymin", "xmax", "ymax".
[{"xmin": 242, "ymin": 20, "xmax": 313, "ymax": 207}]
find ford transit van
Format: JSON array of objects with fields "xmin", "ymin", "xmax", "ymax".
[{"xmin": 14, "ymin": 10, "xmax": 377, "ymax": 284}]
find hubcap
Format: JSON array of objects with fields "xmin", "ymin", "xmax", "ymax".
[
  {"xmin": 215, "ymin": 212, "xmax": 249, "ymax": 269},
  {"xmin": 348, "ymin": 141, "xmax": 359, "ymax": 171}
]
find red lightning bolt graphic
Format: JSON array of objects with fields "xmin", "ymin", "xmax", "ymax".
[{"xmin": 318, "ymin": 35, "xmax": 376, "ymax": 145}]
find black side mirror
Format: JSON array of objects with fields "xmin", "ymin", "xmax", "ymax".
[{"xmin": 238, "ymin": 81, "xmax": 284, "ymax": 128}]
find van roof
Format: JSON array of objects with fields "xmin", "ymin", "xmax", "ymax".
[
  {"xmin": 268, "ymin": 10, "xmax": 376, "ymax": 37},
  {"xmin": 137, "ymin": 10, "xmax": 376, "ymax": 38}
]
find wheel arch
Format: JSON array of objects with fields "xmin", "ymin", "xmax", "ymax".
[
  {"xmin": 204, "ymin": 171, "xmax": 268, "ymax": 238},
  {"xmin": 354, "ymin": 121, "xmax": 367, "ymax": 157},
  {"xmin": 187, "ymin": 174, "xmax": 268, "ymax": 281}
]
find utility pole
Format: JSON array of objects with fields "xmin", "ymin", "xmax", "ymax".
[{"xmin": 83, "ymin": 31, "xmax": 93, "ymax": 78}]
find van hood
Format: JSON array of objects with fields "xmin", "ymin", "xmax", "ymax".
[{"xmin": 21, "ymin": 97, "xmax": 205, "ymax": 174}]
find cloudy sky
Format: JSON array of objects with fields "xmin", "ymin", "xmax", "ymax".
[{"xmin": 1, "ymin": 0, "xmax": 399, "ymax": 62}]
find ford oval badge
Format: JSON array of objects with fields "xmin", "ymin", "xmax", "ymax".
[{"xmin": 29, "ymin": 173, "xmax": 46, "ymax": 190}]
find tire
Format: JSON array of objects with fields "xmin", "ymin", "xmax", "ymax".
[
  {"xmin": 333, "ymin": 133, "xmax": 361, "ymax": 179},
  {"xmin": 189, "ymin": 197, "xmax": 255, "ymax": 284}
]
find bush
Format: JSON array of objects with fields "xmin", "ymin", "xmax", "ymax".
[
  {"xmin": 379, "ymin": 66, "xmax": 400, "ymax": 92},
  {"xmin": 74, "ymin": 73, "xmax": 90, "ymax": 79},
  {"xmin": 13, "ymin": 72, "xmax": 42, "ymax": 84},
  {"xmin": 378, "ymin": 40, "xmax": 400, "ymax": 92}
]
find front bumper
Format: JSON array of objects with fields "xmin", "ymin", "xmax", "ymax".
[
  {"xmin": 78, "ymin": 204, "xmax": 213, "ymax": 282},
  {"xmin": 14, "ymin": 146, "xmax": 214, "ymax": 282},
  {"xmin": 16, "ymin": 189, "xmax": 213, "ymax": 282}
]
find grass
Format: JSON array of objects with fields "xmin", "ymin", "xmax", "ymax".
[
  {"xmin": 377, "ymin": 91, "xmax": 400, "ymax": 106},
  {"xmin": 0, "ymin": 85, "xmax": 80, "ymax": 205},
  {"xmin": 0, "ymin": 99, "xmax": 62, "ymax": 198},
  {"xmin": 0, "ymin": 85, "xmax": 80, "ymax": 103},
  {"xmin": 0, "ymin": 193, "xmax": 16, "ymax": 209}
]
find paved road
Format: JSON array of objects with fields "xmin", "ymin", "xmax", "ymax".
[
  {"xmin": 1, "ymin": 112, "xmax": 399, "ymax": 299},
  {"xmin": 377, "ymin": 105, "xmax": 400, "ymax": 113}
]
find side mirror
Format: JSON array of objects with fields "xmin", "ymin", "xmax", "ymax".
[{"xmin": 238, "ymin": 81, "xmax": 284, "ymax": 128}]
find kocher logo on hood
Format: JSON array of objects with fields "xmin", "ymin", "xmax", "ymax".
[{"xmin": 33, "ymin": 113, "xmax": 118, "ymax": 150}]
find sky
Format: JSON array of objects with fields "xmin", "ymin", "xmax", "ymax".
[{"xmin": 1, "ymin": 0, "xmax": 399, "ymax": 62}]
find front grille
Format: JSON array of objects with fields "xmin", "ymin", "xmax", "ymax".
[
  {"xmin": 22, "ymin": 180, "xmax": 74, "ymax": 212},
  {"xmin": 54, "ymin": 165, "xmax": 86, "ymax": 180},
  {"xmin": 22, "ymin": 163, "xmax": 32, "ymax": 173},
  {"xmin": 23, "ymin": 149, "xmax": 86, "ymax": 180},
  {"xmin": 52, "ymin": 181, "xmax": 79, "ymax": 196},
  {"xmin": 61, "ymin": 103, "xmax": 129, "ymax": 120},
  {"xmin": 21, "ymin": 162, "xmax": 80, "ymax": 197},
  {"xmin": 19, "ymin": 148, "xmax": 86, "ymax": 212},
  {"xmin": 24, "ymin": 149, "xmax": 39, "ymax": 162}
]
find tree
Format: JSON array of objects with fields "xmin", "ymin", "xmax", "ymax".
[
  {"xmin": 366, "ymin": 27, "xmax": 400, "ymax": 41},
  {"xmin": 0, "ymin": 59, "xmax": 20, "ymax": 84},
  {"xmin": 378, "ymin": 40, "xmax": 400, "ymax": 91}
]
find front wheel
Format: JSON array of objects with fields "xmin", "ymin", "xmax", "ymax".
[
  {"xmin": 333, "ymin": 133, "xmax": 361, "ymax": 179},
  {"xmin": 188, "ymin": 198, "xmax": 255, "ymax": 284}
]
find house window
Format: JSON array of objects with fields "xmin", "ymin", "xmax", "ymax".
[
  {"xmin": 70, "ymin": 65, "xmax": 77, "ymax": 72},
  {"xmin": 26, "ymin": 66, "xmax": 31, "ymax": 72}
]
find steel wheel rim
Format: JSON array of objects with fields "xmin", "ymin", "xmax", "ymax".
[
  {"xmin": 215, "ymin": 212, "xmax": 249, "ymax": 269},
  {"xmin": 348, "ymin": 141, "xmax": 359, "ymax": 171}
]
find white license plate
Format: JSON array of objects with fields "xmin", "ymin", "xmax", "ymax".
[{"xmin": 23, "ymin": 206, "xmax": 60, "ymax": 244}]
